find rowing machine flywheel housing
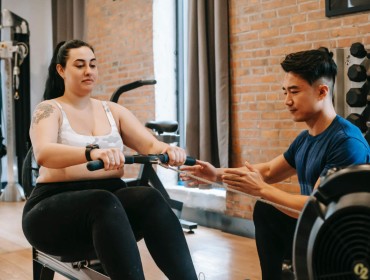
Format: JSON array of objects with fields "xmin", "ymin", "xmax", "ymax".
[{"xmin": 293, "ymin": 164, "xmax": 370, "ymax": 280}]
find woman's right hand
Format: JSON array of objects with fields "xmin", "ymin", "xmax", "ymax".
[
  {"xmin": 179, "ymin": 160, "xmax": 217, "ymax": 186},
  {"xmin": 90, "ymin": 147, "xmax": 125, "ymax": 171}
]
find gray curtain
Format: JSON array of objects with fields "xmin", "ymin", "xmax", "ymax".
[
  {"xmin": 52, "ymin": 0, "xmax": 85, "ymax": 47},
  {"xmin": 186, "ymin": 0, "xmax": 230, "ymax": 168}
]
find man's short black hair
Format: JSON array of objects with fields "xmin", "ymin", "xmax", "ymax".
[{"xmin": 281, "ymin": 47, "xmax": 338, "ymax": 86}]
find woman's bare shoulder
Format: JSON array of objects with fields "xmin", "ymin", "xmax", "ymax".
[
  {"xmin": 105, "ymin": 100, "xmax": 131, "ymax": 114},
  {"xmin": 31, "ymin": 100, "xmax": 61, "ymax": 126}
]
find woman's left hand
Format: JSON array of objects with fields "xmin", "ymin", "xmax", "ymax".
[{"xmin": 162, "ymin": 145, "xmax": 187, "ymax": 166}]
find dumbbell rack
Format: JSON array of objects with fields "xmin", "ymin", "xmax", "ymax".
[{"xmin": 334, "ymin": 42, "xmax": 370, "ymax": 144}]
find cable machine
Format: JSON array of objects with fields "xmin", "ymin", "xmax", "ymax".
[{"xmin": 0, "ymin": 9, "xmax": 30, "ymax": 201}]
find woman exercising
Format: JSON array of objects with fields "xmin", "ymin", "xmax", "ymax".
[{"xmin": 22, "ymin": 39, "xmax": 198, "ymax": 280}]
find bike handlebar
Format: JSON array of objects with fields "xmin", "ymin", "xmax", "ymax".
[{"xmin": 87, "ymin": 154, "xmax": 196, "ymax": 171}]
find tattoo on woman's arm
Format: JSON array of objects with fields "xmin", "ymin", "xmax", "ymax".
[{"xmin": 32, "ymin": 104, "xmax": 55, "ymax": 126}]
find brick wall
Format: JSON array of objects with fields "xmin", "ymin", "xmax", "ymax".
[
  {"xmin": 227, "ymin": 0, "xmax": 370, "ymax": 219},
  {"xmin": 85, "ymin": 0, "xmax": 155, "ymax": 177},
  {"xmin": 84, "ymin": 0, "xmax": 370, "ymax": 220}
]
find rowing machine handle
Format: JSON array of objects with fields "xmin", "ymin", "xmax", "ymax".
[{"xmin": 87, "ymin": 154, "xmax": 196, "ymax": 171}]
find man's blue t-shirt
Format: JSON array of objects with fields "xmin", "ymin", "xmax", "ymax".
[{"xmin": 284, "ymin": 115, "xmax": 370, "ymax": 195}]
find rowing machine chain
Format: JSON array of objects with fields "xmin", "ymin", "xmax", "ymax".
[{"xmin": 158, "ymin": 162, "xmax": 302, "ymax": 215}]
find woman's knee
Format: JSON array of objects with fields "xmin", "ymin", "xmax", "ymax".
[
  {"xmin": 88, "ymin": 190, "xmax": 120, "ymax": 206},
  {"xmin": 141, "ymin": 187, "xmax": 166, "ymax": 204},
  {"xmin": 85, "ymin": 190, "xmax": 125, "ymax": 217},
  {"xmin": 117, "ymin": 187, "xmax": 167, "ymax": 209}
]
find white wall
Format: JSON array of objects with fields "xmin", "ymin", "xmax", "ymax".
[{"xmin": 2, "ymin": 0, "xmax": 53, "ymax": 110}]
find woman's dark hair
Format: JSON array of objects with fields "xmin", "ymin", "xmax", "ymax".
[
  {"xmin": 280, "ymin": 47, "xmax": 337, "ymax": 90},
  {"xmin": 43, "ymin": 39, "xmax": 95, "ymax": 100}
]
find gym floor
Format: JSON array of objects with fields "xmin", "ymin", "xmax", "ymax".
[{"xmin": 0, "ymin": 201, "xmax": 262, "ymax": 280}]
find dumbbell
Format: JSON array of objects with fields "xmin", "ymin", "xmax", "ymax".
[
  {"xmin": 347, "ymin": 64, "xmax": 368, "ymax": 82},
  {"xmin": 365, "ymin": 123, "xmax": 370, "ymax": 145},
  {"xmin": 348, "ymin": 106, "xmax": 370, "ymax": 133},
  {"xmin": 348, "ymin": 42, "xmax": 370, "ymax": 82},
  {"xmin": 346, "ymin": 81, "xmax": 370, "ymax": 107},
  {"xmin": 350, "ymin": 42, "xmax": 369, "ymax": 59},
  {"xmin": 347, "ymin": 113, "xmax": 367, "ymax": 133}
]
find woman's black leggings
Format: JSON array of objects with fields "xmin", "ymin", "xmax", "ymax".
[
  {"xmin": 253, "ymin": 201, "xmax": 297, "ymax": 280},
  {"xmin": 22, "ymin": 179, "xmax": 197, "ymax": 280}
]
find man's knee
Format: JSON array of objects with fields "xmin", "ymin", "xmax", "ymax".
[
  {"xmin": 253, "ymin": 201, "xmax": 297, "ymax": 243},
  {"xmin": 253, "ymin": 201, "xmax": 280, "ymax": 226}
]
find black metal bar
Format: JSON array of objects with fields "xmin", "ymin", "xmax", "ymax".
[
  {"xmin": 39, "ymin": 266, "xmax": 55, "ymax": 280},
  {"xmin": 32, "ymin": 248, "xmax": 43, "ymax": 280},
  {"xmin": 110, "ymin": 80, "xmax": 156, "ymax": 103},
  {"xmin": 33, "ymin": 247, "xmax": 55, "ymax": 280},
  {"xmin": 139, "ymin": 164, "xmax": 170, "ymax": 200},
  {"xmin": 136, "ymin": 163, "xmax": 183, "ymax": 212}
]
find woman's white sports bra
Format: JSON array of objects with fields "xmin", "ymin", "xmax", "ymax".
[{"xmin": 53, "ymin": 100, "xmax": 124, "ymax": 151}]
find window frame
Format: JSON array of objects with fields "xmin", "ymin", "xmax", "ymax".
[{"xmin": 325, "ymin": 0, "xmax": 370, "ymax": 17}]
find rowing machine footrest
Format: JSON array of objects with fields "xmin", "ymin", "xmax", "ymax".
[{"xmin": 179, "ymin": 219, "xmax": 197, "ymax": 233}]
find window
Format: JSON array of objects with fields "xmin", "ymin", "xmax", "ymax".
[{"xmin": 153, "ymin": 0, "xmax": 188, "ymax": 186}]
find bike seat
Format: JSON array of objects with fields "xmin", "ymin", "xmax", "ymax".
[{"xmin": 145, "ymin": 120, "xmax": 178, "ymax": 134}]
